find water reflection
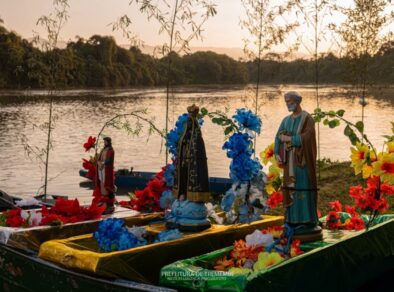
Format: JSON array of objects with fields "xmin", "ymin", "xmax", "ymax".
[{"xmin": 0, "ymin": 85, "xmax": 392, "ymax": 203}]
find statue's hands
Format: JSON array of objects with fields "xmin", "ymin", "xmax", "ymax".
[
  {"xmin": 275, "ymin": 155, "xmax": 282, "ymax": 165},
  {"xmin": 279, "ymin": 134, "xmax": 291, "ymax": 142}
]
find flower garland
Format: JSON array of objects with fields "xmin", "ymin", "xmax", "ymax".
[
  {"xmin": 213, "ymin": 228, "xmax": 303, "ymax": 274},
  {"xmin": 119, "ymin": 166, "xmax": 173, "ymax": 212},
  {"xmin": 325, "ymin": 176, "xmax": 394, "ymax": 231},
  {"xmin": 93, "ymin": 218, "xmax": 182, "ymax": 252},
  {"xmin": 218, "ymin": 108, "xmax": 266, "ymax": 223},
  {"xmin": 0, "ymin": 198, "xmax": 105, "ymax": 228}
]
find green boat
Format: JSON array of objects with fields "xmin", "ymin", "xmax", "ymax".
[{"xmin": 160, "ymin": 216, "xmax": 394, "ymax": 292}]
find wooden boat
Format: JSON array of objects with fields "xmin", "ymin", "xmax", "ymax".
[
  {"xmin": 160, "ymin": 216, "xmax": 394, "ymax": 292},
  {"xmin": 0, "ymin": 213, "xmax": 283, "ymax": 291},
  {"xmin": 79, "ymin": 169, "xmax": 233, "ymax": 193}
]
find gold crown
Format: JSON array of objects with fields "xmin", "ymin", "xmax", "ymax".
[{"xmin": 187, "ymin": 104, "xmax": 199, "ymax": 117}]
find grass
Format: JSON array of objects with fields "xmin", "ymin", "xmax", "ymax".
[{"xmin": 266, "ymin": 161, "xmax": 394, "ymax": 217}]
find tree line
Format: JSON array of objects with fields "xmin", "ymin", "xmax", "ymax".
[{"xmin": 0, "ymin": 25, "xmax": 393, "ymax": 89}]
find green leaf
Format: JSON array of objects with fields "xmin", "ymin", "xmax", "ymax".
[
  {"xmin": 323, "ymin": 119, "xmax": 329, "ymax": 126},
  {"xmin": 314, "ymin": 108, "xmax": 322, "ymax": 113},
  {"xmin": 327, "ymin": 110, "xmax": 336, "ymax": 117},
  {"xmin": 355, "ymin": 121, "xmax": 364, "ymax": 133},
  {"xmin": 224, "ymin": 126, "xmax": 233, "ymax": 136},
  {"xmin": 336, "ymin": 109, "xmax": 345, "ymax": 117},
  {"xmin": 349, "ymin": 133, "xmax": 360, "ymax": 146},
  {"xmin": 328, "ymin": 119, "xmax": 339, "ymax": 128},
  {"xmin": 344, "ymin": 125, "xmax": 353, "ymax": 136},
  {"xmin": 212, "ymin": 117, "xmax": 223, "ymax": 125},
  {"xmin": 315, "ymin": 116, "xmax": 321, "ymax": 123},
  {"xmin": 200, "ymin": 107, "xmax": 208, "ymax": 116}
]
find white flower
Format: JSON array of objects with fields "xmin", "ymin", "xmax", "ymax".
[{"xmin": 245, "ymin": 229, "xmax": 273, "ymax": 247}]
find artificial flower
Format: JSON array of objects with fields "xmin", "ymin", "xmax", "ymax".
[
  {"xmin": 253, "ymin": 252, "xmax": 284, "ymax": 271},
  {"xmin": 214, "ymin": 257, "xmax": 235, "ymax": 271},
  {"xmin": 260, "ymin": 143, "xmax": 275, "ymax": 165},
  {"xmin": 350, "ymin": 142, "xmax": 369, "ymax": 175},
  {"xmin": 372, "ymin": 153, "xmax": 394, "ymax": 184},
  {"xmin": 329, "ymin": 200, "xmax": 342, "ymax": 212},
  {"xmin": 290, "ymin": 239, "xmax": 303, "ymax": 257},
  {"xmin": 326, "ymin": 211, "xmax": 341, "ymax": 230},
  {"xmin": 83, "ymin": 136, "xmax": 96, "ymax": 152},
  {"xmin": 261, "ymin": 226, "xmax": 283, "ymax": 238},
  {"xmin": 386, "ymin": 141, "xmax": 394, "ymax": 153},
  {"xmin": 232, "ymin": 108, "xmax": 262, "ymax": 134},
  {"xmin": 345, "ymin": 205, "xmax": 358, "ymax": 217},
  {"xmin": 267, "ymin": 192, "xmax": 283, "ymax": 209}
]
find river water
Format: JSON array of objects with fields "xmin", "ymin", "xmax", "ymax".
[{"xmin": 0, "ymin": 84, "xmax": 393, "ymax": 203}]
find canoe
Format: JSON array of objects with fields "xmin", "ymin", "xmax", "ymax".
[
  {"xmin": 79, "ymin": 169, "xmax": 233, "ymax": 193},
  {"xmin": 0, "ymin": 243, "xmax": 174, "ymax": 292},
  {"xmin": 38, "ymin": 215, "xmax": 284, "ymax": 285},
  {"xmin": 160, "ymin": 215, "xmax": 394, "ymax": 292}
]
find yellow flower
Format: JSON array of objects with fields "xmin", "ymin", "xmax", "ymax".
[
  {"xmin": 253, "ymin": 252, "xmax": 284, "ymax": 272},
  {"xmin": 260, "ymin": 143, "xmax": 275, "ymax": 165},
  {"xmin": 264, "ymin": 165, "xmax": 282, "ymax": 195},
  {"xmin": 372, "ymin": 152, "xmax": 394, "ymax": 184},
  {"xmin": 350, "ymin": 143, "xmax": 369, "ymax": 175},
  {"xmin": 361, "ymin": 150, "xmax": 377, "ymax": 179},
  {"xmin": 386, "ymin": 141, "xmax": 394, "ymax": 154}
]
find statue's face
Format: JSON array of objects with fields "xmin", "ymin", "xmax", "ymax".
[
  {"xmin": 285, "ymin": 96, "xmax": 298, "ymax": 112},
  {"xmin": 103, "ymin": 140, "xmax": 108, "ymax": 147}
]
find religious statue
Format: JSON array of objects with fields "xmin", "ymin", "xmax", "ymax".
[
  {"xmin": 274, "ymin": 91, "xmax": 322, "ymax": 242},
  {"xmin": 96, "ymin": 136, "xmax": 115, "ymax": 214},
  {"xmin": 166, "ymin": 104, "xmax": 211, "ymax": 231}
]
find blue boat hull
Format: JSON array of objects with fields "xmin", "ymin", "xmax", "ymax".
[{"xmin": 79, "ymin": 170, "xmax": 232, "ymax": 194}]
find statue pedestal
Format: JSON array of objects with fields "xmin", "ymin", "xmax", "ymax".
[
  {"xmin": 289, "ymin": 225, "xmax": 323, "ymax": 243},
  {"xmin": 165, "ymin": 200, "xmax": 211, "ymax": 232}
]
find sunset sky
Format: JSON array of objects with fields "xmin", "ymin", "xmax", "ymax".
[{"xmin": 0, "ymin": 0, "xmax": 392, "ymax": 58}]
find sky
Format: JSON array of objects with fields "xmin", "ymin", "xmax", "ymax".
[{"xmin": 0, "ymin": 0, "xmax": 392, "ymax": 59}]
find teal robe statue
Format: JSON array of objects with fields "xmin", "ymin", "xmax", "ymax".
[{"xmin": 274, "ymin": 111, "xmax": 318, "ymax": 227}]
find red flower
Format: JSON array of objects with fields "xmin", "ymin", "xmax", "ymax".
[
  {"xmin": 6, "ymin": 216, "xmax": 25, "ymax": 227},
  {"xmin": 326, "ymin": 211, "xmax": 341, "ymax": 230},
  {"xmin": 345, "ymin": 205, "xmax": 358, "ymax": 217},
  {"xmin": 381, "ymin": 183, "xmax": 394, "ymax": 195},
  {"xmin": 329, "ymin": 200, "xmax": 342, "ymax": 212},
  {"xmin": 267, "ymin": 192, "xmax": 283, "ymax": 209},
  {"xmin": 317, "ymin": 209, "xmax": 322, "ymax": 218},
  {"xmin": 83, "ymin": 136, "xmax": 96, "ymax": 152},
  {"xmin": 350, "ymin": 217, "xmax": 365, "ymax": 230},
  {"xmin": 82, "ymin": 158, "xmax": 96, "ymax": 179}
]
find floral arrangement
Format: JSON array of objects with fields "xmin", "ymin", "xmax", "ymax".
[
  {"xmin": 93, "ymin": 218, "xmax": 182, "ymax": 252},
  {"xmin": 205, "ymin": 108, "xmax": 266, "ymax": 223},
  {"xmin": 0, "ymin": 198, "xmax": 105, "ymax": 228},
  {"xmin": 315, "ymin": 109, "xmax": 394, "ymax": 227},
  {"xmin": 259, "ymin": 143, "xmax": 284, "ymax": 209},
  {"xmin": 119, "ymin": 166, "xmax": 174, "ymax": 212},
  {"xmin": 213, "ymin": 228, "xmax": 302, "ymax": 275},
  {"xmin": 82, "ymin": 136, "xmax": 97, "ymax": 179}
]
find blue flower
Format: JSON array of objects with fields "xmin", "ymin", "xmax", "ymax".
[
  {"xmin": 222, "ymin": 132, "xmax": 253, "ymax": 158},
  {"xmin": 93, "ymin": 218, "xmax": 147, "ymax": 252},
  {"xmin": 163, "ymin": 163, "xmax": 176, "ymax": 187},
  {"xmin": 159, "ymin": 190, "xmax": 175, "ymax": 209},
  {"xmin": 230, "ymin": 154, "xmax": 262, "ymax": 182},
  {"xmin": 221, "ymin": 188, "xmax": 235, "ymax": 212},
  {"xmin": 166, "ymin": 113, "xmax": 189, "ymax": 158},
  {"xmin": 233, "ymin": 108, "xmax": 262, "ymax": 134}
]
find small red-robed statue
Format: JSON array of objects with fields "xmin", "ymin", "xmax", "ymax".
[{"xmin": 96, "ymin": 136, "xmax": 115, "ymax": 214}]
